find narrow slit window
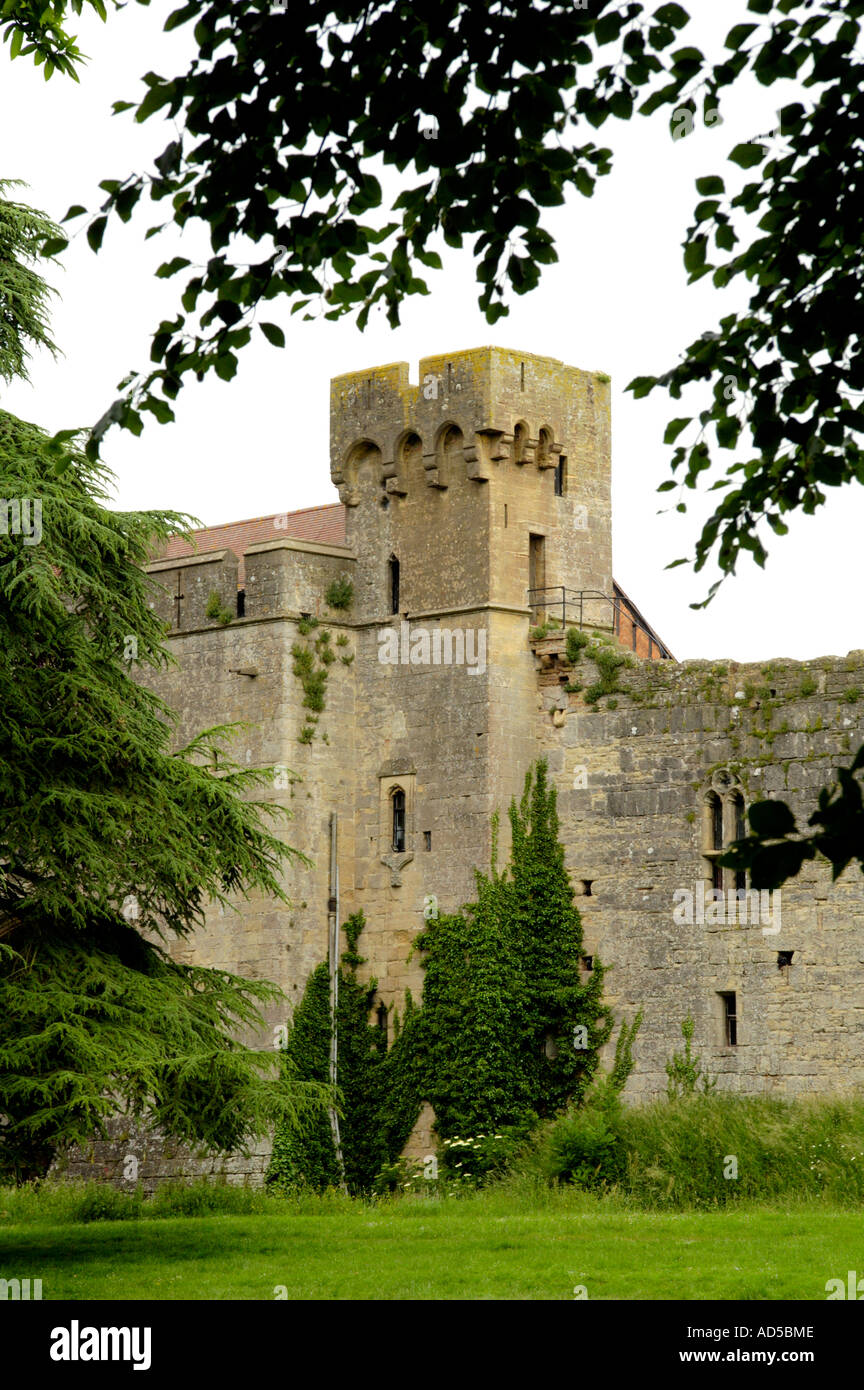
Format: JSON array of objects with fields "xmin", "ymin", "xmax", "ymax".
[
  {"xmin": 423, "ymin": 831, "xmax": 431, "ymax": 851},
  {"xmin": 554, "ymin": 456, "xmax": 567, "ymax": 496},
  {"xmin": 720, "ymin": 992, "xmax": 737, "ymax": 1047},
  {"xmin": 389, "ymin": 555, "xmax": 400, "ymax": 614},
  {"xmin": 391, "ymin": 788, "xmax": 406, "ymax": 853},
  {"xmin": 236, "ymin": 588, "xmax": 246, "ymax": 618}
]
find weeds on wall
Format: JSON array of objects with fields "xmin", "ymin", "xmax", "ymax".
[
  {"xmin": 205, "ymin": 590, "xmax": 233, "ymax": 625},
  {"xmin": 325, "ymin": 577, "xmax": 354, "ymax": 611},
  {"xmin": 291, "ymin": 615, "xmax": 353, "ymax": 743}
]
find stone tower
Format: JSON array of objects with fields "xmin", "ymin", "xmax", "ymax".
[{"xmin": 328, "ymin": 347, "xmax": 614, "ymax": 1014}]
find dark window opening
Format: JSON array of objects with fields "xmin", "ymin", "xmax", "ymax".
[
  {"xmin": 581, "ymin": 879, "xmax": 594, "ymax": 897},
  {"xmin": 391, "ymin": 789, "xmax": 406, "ymax": 852},
  {"xmin": 720, "ymin": 992, "xmax": 737, "ymax": 1047},
  {"xmin": 554, "ymin": 456, "xmax": 567, "ymax": 496},
  {"xmin": 389, "ymin": 555, "xmax": 400, "ymax": 614},
  {"xmin": 733, "ymin": 795, "xmax": 747, "ymax": 891},
  {"xmin": 712, "ymin": 860, "xmax": 724, "ymax": 893},
  {"xmin": 529, "ymin": 533, "xmax": 545, "ymax": 618},
  {"xmin": 778, "ymin": 950, "xmax": 794, "ymax": 969},
  {"xmin": 423, "ymin": 831, "xmax": 431, "ymax": 851},
  {"xmin": 376, "ymin": 1002, "xmax": 388, "ymax": 1032},
  {"xmin": 711, "ymin": 794, "xmax": 723, "ymax": 851},
  {"xmin": 236, "ymin": 589, "xmax": 246, "ymax": 618},
  {"xmin": 504, "ymin": 503, "xmax": 508, "ymax": 528},
  {"xmin": 582, "ymin": 955, "xmax": 594, "ymax": 971}
]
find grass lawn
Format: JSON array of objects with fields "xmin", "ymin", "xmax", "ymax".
[{"xmin": 1, "ymin": 1194, "xmax": 860, "ymax": 1299}]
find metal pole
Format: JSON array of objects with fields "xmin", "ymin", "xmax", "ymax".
[{"xmin": 328, "ymin": 813, "xmax": 346, "ymax": 1189}]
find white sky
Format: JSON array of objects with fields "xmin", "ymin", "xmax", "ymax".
[{"xmin": 1, "ymin": 1, "xmax": 860, "ymax": 664}]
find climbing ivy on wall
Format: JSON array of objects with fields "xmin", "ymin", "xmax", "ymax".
[
  {"xmin": 269, "ymin": 761, "xmax": 617, "ymax": 1191},
  {"xmin": 399, "ymin": 759, "xmax": 614, "ymax": 1138}
]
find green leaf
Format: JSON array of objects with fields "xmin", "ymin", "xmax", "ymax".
[
  {"xmin": 664, "ymin": 417, "xmax": 691, "ymax": 444},
  {"xmin": 725, "ymin": 23, "xmax": 758, "ymax": 50},
  {"xmin": 259, "ymin": 322, "xmax": 286, "ymax": 348},
  {"xmin": 729, "ymin": 142, "xmax": 766, "ymax": 168},
  {"xmin": 156, "ymin": 256, "xmax": 192, "ymax": 279},
  {"xmin": 86, "ymin": 216, "xmax": 108, "ymax": 252}
]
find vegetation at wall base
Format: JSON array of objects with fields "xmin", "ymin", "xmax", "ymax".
[
  {"xmin": 540, "ymin": 1092, "xmax": 864, "ymax": 1209},
  {"xmin": 269, "ymin": 761, "xmax": 630, "ymax": 1194}
]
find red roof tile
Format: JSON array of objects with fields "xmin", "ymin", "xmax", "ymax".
[{"xmin": 154, "ymin": 503, "xmax": 347, "ymax": 580}]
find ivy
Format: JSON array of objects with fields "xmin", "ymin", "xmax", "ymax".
[
  {"xmin": 382, "ymin": 760, "xmax": 615, "ymax": 1152},
  {"xmin": 269, "ymin": 762, "xmax": 619, "ymax": 1192}
]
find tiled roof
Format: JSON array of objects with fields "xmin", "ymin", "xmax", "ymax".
[{"xmin": 154, "ymin": 503, "xmax": 347, "ymax": 580}]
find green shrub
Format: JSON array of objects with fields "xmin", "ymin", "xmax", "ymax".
[
  {"xmin": 74, "ymin": 1183, "xmax": 141, "ymax": 1223},
  {"xmin": 297, "ymin": 616, "xmax": 319, "ymax": 636},
  {"xmin": 205, "ymin": 591, "xmax": 233, "ymax": 625},
  {"xmin": 565, "ymin": 628, "xmax": 590, "ymax": 663},
  {"xmin": 325, "ymin": 577, "xmax": 354, "ymax": 610},
  {"xmin": 666, "ymin": 1014, "xmax": 716, "ymax": 1098},
  {"xmin": 542, "ymin": 1093, "xmax": 864, "ymax": 1208},
  {"xmin": 544, "ymin": 1104, "xmax": 626, "ymax": 1191},
  {"xmin": 440, "ymin": 1120, "xmax": 536, "ymax": 1188},
  {"xmin": 148, "ymin": 1181, "xmax": 269, "ymax": 1218}
]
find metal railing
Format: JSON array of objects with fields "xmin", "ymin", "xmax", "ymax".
[{"xmin": 527, "ymin": 587, "xmax": 673, "ymax": 660}]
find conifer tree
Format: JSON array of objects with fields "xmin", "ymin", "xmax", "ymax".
[
  {"xmin": 266, "ymin": 912, "xmax": 387, "ymax": 1193},
  {"xmin": 0, "ymin": 186, "xmax": 325, "ymax": 1183}
]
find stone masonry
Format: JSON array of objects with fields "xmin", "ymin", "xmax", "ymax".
[{"xmin": 49, "ymin": 347, "xmax": 864, "ymax": 1186}]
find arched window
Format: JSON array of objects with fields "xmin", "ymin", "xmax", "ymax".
[
  {"xmin": 704, "ymin": 791, "xmax": 724, "ymax": 891},
  {"xmin": 701, "ymin": 779, "xmax": 747, "ymax": 895},
  {"xmin": 389, "ymin": 555, "xmax": 400, "ymax": 614},
  {"xmin": 391, "ymin": 788, "xmax": 406, "ymax": 852},
  {"xmin": 513, "ymin": 421, "xmax": 528, "ymax": 464},
  {"xmin": 537, "ymin": 427, "xmax": 553, "ymax": 468}
]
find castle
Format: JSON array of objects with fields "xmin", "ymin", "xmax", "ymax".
[{"xmin": 55, "ymin": 347, "xmax": 864, "ymax": 1189}]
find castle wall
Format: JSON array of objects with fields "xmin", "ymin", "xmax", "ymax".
[
  {"xmin": 51, "ymin": 345, "xmax": 864, "ymax": 1190},
  {"xmin": 533, "ymin": 641, "xmax": 864, "ymax": 1099}
]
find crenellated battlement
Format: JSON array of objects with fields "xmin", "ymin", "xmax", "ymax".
[{"xmin": 329, "ymin": 346, "xmax": 608, "ymax": 504}]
